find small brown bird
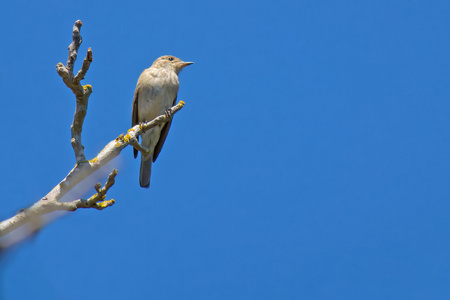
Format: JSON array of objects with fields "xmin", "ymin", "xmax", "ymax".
[{"xmin": 132, "ymin": 55, "xmax": 193, "ymax": 188}]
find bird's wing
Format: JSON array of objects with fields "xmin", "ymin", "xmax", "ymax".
[
  {"xmin": 153, "ymin": 97, "xmax": 177, "ymax": 162},
  {"xmin": 131, "ymin": 89, "xmax": 139, "ymax": 158}
]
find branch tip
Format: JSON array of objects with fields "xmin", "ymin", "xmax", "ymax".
[{"xmin": 87, "ymin": 48, "xmax": 93, "ymax": 61}]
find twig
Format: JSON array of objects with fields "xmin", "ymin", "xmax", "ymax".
[
  {"xmin": 74, "ymin": 48, "xmax": 93, "ymax": 84},
  {"xmin": 56, "ymin": 169, "xmax": 118, "ymax": 211},
  {"xmin": 66, "ymin": 20, "xmax": 83, "ymax": 73}
]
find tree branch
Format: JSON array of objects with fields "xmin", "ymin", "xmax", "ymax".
[
  {"xmin": 74, "ymin": 48, "xmax": 93, "ymax": 84},
  {"xmin": 66, "ymin": 20, "xmax": 83, "ymax": 74},
  {"xmin": 0, "ymin": 20, "xmax": 186, "ymax": 245},
  {"xmin": 56, "ymin": 19, "xmax": 93, "ymax": 163},
  {"xmin": 55, "ymin": 169, "xmax": 118, "ymax": 211},
  {"xmin": 0, "ymin": 101, "xmax": 184, "ymax": 238}
]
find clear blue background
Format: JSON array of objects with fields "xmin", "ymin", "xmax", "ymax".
[{"xmin": 1, "ymin": 0, "xmax": 449, "ymax": 299}]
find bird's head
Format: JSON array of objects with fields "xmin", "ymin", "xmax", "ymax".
[{"xmin": 152, "ymin": 55, "xmax": 193, "ymax": 74}]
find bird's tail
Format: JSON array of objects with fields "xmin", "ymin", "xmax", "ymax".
[{"xmin": 139, "ymin": 154, "xmax": 152, "ymax": 188}]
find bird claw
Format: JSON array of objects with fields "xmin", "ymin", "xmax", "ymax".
[
  {"xmin": 138, "ymin": 121, "xmax": 147, "ymax": 129},
  {"xmin": 164, "ymin": 109, "xmax": 173, "ymax": 120}
]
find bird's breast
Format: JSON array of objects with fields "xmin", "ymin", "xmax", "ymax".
[{"xmin": 137, "ymin": 69, "xmax": 179, "ymax": 122}]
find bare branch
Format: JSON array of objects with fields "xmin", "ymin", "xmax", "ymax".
[
  {"xmin": 74, "ymin": 48, "xmax": 93, "ymax": 84},
  {"xmin": 56, "ymin": 169, "xmax": 118, "ymax": 211},
  {"xmin": 86, "ymin": 168, "xmax": 117, "ymax": 206},
  {"xmin": 66, "ymin": 20, "xmax": 83, "ymax": 73},
  {"xmin": 140, "ymin": 101, "xmax": 185, "ymax": 133},
  {"xmin": 56, "ymin": 20, "xmax": 93, "ymax": 163},
  {"xmin": 0, "ymin": 101, "xmax": 185, "ymax": 238},
  {"xmin": 0, "ymin": 20, "xmax": 186, "ymax": 247},
  {"xmin": 129, "ymin": 138, "xmax": 151, "ymax": 155}
]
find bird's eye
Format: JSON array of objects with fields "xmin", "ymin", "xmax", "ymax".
[{"xmin": 168, "ymin": 57, "xmax": 174, "ymax": 61}]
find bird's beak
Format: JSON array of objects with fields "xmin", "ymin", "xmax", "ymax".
[{"xmin": 180, "ymin": 61, "xmax": 194, "ymax": 68}]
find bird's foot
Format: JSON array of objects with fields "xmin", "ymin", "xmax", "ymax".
[
  {"xmin": 138, "ymin": 121, "xmax": 147, "ymax": 130},
  {"xmin": 164, "ymin": 109, "xmax": 173, "ymax": 120}
]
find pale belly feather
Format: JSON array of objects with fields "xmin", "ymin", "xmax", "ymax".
[{"xmin": 137, "ymin": 69, "xmax": 179, "ymax": 154}]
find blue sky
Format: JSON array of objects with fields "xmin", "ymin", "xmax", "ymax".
[{"xmin": 1, "ymin": 0, "xmax": 450, "ymax": 299}]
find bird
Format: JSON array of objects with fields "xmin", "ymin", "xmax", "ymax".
[{"xmin": 132, "ymin": 55, "xmax": 193, "ymax": 188}]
